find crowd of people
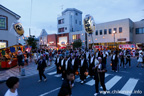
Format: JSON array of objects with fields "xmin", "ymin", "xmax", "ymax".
[{"xmin": 4, "ymin": 48, "xmax": 144, "ymax": 96}]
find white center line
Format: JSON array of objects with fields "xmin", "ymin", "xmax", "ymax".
[{"xmin": 39, "ymin": 87, "xmax": 61, "ymax": 96}]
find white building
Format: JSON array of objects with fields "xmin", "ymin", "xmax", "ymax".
[
  {"xmin": 57, "ymin": 8, "xmax": 82, "ymax": 33},
  {"xmin": 0, "ymin": 4, "xmax": 21, "ymax": 49},
  {"xmin": 87, "ymin": 18, "xmax": 144, "ymax": 49}
]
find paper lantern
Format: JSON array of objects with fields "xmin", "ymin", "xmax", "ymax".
[
  {"xmin": 59, "ymin": 66, "xmax": 61, "ymax": 70},
  {"xmin": 10, "ymin": 47, "xmax": 15, "ymax": 53},
  {"xmin": 83, "ymin": 14, "xmax": 96, "ymax": 33},
  {"xmin": 13, "ymin": 23, "xmax": 24, "ymax": 36},
  {"xmin": 75, "ymin": 70, "xmax": 79, "ymax": 75},
  {"xmin": 110, "ymin": 63, "xmax": 112, "ymax": 66},
  {"xmin": 84, "ymin": 72, "xmax": 89, "ymax": 76}
]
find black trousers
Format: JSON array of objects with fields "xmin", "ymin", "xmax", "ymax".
[
  {"xmin": 89, "ymin": 65, "xmax": 94, "ymax": 76},
  {"xmin": 62, "ymin": 71, "xmax": 66, "ymax": 79},
  {"xmin": 120, "ymin": 58, "xmax": 125, "ymax": 67},
  {"xmin": 95, "ymin": 74, "xmax": 106, "ymax": 93},
  {"xmin": 39, "ymin": 70, "xmax": 46, "ymax": 80},
  {"xmin": 125, "ymin": 59, "xmax": 131, "ymax": 66}
]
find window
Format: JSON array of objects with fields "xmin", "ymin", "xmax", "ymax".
[
  {"xmin": 58, "ymin": 19, "xmax": 64, "ymax": 24},
  {"xmin": 75, "ymin": 13, "xmax": 78, "ymax": 16},
  {"xmin": 119, "ymin": 27, "xmax": 122, "ymax": 33},
  {"xmin": 58, "ymin": 27, "xmax": 64, "ymax": 32},
  {"xmin": 95, "ymin": 30, "xmax": 98, "ymax": 35},
  {"xmin": 113, "ymin": 28, "xmax": 117, "ymax": 33},
  {"xmin": 0, "ymin": 15, "xmax": 7, "ymax": 30},
  {"xmin": 100, "ymin": 30, "xmax": 102, "ymax": 35},
  {"xmin": 79, "ymin": 21, "xmax": 81, "ymax": 25},
  {"xmin": 135, "ymin": 28, "xmax": 144, "ymax": 34},
  {"xmin": 72, "ymin": 34, "xmax": 80, "ymax": 40},
  {"xmin": 104, "ymin": 29, "xmax": 107, "ymax": 35},
  {"xmin": 75, "ymin": 20, "xmax": 77, "ymax": 24},
  {"xmin": 109, "ymin": 29, "xmax": 112, "ymax": 34},
  {"xmin": 65, "ymin": 27, "xmax": 67, "ymax": 30}
]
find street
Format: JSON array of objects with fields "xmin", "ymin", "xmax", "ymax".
[{"xmin": 0, "ymin": 57, "xmax": 144, "ymax": 96}]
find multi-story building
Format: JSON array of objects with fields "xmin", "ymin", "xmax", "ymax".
[
  {"xmin": 0, "ymin": 4, "xmax": 21, "ymax": 49},
  {"xmin": 57, "ymin": 8, "xmax": 82, "ymax": 33},
  {"xmin": 87, "ymin": 18, "xmax": 144, "ymax": 49}
]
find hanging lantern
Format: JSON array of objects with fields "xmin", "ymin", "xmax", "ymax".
[
  {"xmin": 84, "ymin": 71, "xmax": 89, "ymax": 76},
  {"xmin": 75, "ymin": 70, "xmax": 79, "ymax": 75},
  {"xmin": 83, "ymin": 14, "xmax": 96, "ymax": 34},
  {"xmin": 13, "ymin": 23, "xmax": 24, "ymax": 36}
]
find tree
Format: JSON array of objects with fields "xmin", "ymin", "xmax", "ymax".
[
  {"xmin": 73, "ymin": 39, "xmax": 82, "ymax": 49},
  {"xmin": 26, "ymin": 35, "xmax": 37, "ymax": 49}
]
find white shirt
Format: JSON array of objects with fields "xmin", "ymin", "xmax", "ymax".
[
  {"xmin": 96, "ymin": 52, "xmax": 99, "ymax": 57},
  {"xmin": 65, "ymin": 60, "xmax": 68, "ymax": 70},
  {"xmin": 72, "ymin": 59, "xmax": 75, "ymax": 66},
  {"xmin": 103, "ymin": 53, "xmax": 106, "ymax": 58},
  {"xmin": 86, "ymin": 52, "xmax": 89, "ymax": 59},
  {"xmin": 57, "ymin": 57, "xmax": 60, "ymax": 63},
  {"xmin": 61, "ymin": 59, "xmax": 64, "ymax": 66},
  {"xmin": 90, "ymin": 56, "xmax": 94, "ymax": 63},
  {"xmin": 4, "ymin": 89, "xmax": 18, "ymax": 96},
  {"xmin": 81, "ymin": 59, "xmax": 84, "ymax": 66},
  {"xmin": 95, "ymin": 59, "xmax": 99, "ymax": 67},
  {"xmin": 112, "ymin": 55, "xmax": 116, "ymax": 60},
  {"xmin": 98, "ymin": 64, "xmax": 102, "ymax": 70}
]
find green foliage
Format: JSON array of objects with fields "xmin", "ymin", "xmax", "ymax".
[
  {"xmin": 73, "ymin": 39, "xmax": 82, "ymax": 49},
  {"xmin": 26, "ymin": 35, "xmax": 37, "ymax": 49}
]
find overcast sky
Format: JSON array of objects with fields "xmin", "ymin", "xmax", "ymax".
[{"xmin": 0, "ymin": 0, "xmax": 144, "ymax": 37}]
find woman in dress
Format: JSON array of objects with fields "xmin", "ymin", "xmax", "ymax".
[{"xmin": 137, "ymin": 52, "xmax": 144, "ymax": 68}]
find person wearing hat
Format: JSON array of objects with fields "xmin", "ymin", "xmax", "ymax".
[
  {"xmin": 93, "ymin": 57, "xmax": 107, "ymax": 96},
  {"xmin": 80, "ymin": 55, "xmax": 88, "ymax": 84},
  {"xmin": 37, "ymin": 55, "xmax": 47, "ymax": 82},
  {"xmin": 55, "ymin": 54, "xmax": 61, "ymax": 74}
]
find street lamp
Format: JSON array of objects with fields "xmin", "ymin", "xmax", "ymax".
[{"xmin": 113, "ymin": 30, "xmax": 116, "ymax": 47}]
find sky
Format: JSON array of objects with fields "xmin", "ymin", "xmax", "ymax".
[{"xmin": 0, "ymin": 0, "xmax": 144, "ymax": 37}]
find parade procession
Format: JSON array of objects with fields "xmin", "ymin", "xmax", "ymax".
[{"xmin": 0, "ymin": 0, "xmax": 144, "ymax": 96}]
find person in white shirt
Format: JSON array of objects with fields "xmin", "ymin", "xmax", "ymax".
[
  {"xmin": 5, "ymin": 77, "xmax": 19, "ymax": 96},
  {"xmin": 137, "ymin": 52, "xmax": 144, "ymax": 68}
]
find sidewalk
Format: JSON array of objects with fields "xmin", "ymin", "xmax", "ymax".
[{"xmin": 0, "ymin": 61, "xmax": 55, "ymax": 82}]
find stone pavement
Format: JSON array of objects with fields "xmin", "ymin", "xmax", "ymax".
[{"xmin": 0, "ymin": 61, "xmax": 55, "ymax": 82}]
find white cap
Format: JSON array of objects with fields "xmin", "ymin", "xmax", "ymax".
[{"xmin": 98, "ymin": 57, "xmax": 102, "ymax": 60}]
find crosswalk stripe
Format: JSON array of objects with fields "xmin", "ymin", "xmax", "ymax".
[
  {"xmin": 47, "ymin": 71, "xmax": 57, "ymax": 75},
  {"xmin": 86, "ymin": 73, "xmax": 110, "ymax": 86},
  {"xmin": 101, "ymin": 75, "xmax": 122, "ymax": 90},
  {"xmin": 54, "ymin": 74, "xmax": 62, "ymax": 77},
  {"xmin": 120, "ymin": 78, "xmax": 138, "ymax": 96}
]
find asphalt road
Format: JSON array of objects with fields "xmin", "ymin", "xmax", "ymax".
[{"xmin": 0, "ymin": 57, "xmax": 144, "ymax": 96}]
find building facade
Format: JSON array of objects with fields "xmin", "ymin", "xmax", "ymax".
[
  {"xmin": 39, "ymin": 29, "xmax": 48, "ymax": 47},
  {"xmin": 57, "ymin": 8, "xmax": 82, "ymax": 33},
  {"xmin": 87, "ymin": 18, "xmax": 144, "ymax": 49},
  {"xmin": 0, "ymin": 4, "xmax": 21, "ymax": 49}
]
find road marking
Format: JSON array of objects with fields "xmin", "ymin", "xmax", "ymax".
[
  {"xmin": 39, "ymin": 87, "xmax": 60, "ymax": 96},
  {"xmin": 47, "ymin": 71, "xmax": 57, "ymax": 75},
  {"xmin": 54, "ymin": 74, "xmax": 62, "ymax": 77},
  {"xmin": 86, "ymin": 73, "xmax": 110, "ymax": 86},
  {"xmin": 101, "ymin": 75, "xmax": 122, "ymax": 90},
  {"xmin": 120, "ymin": 78, "xmax": 138, "ymax": 96}
]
